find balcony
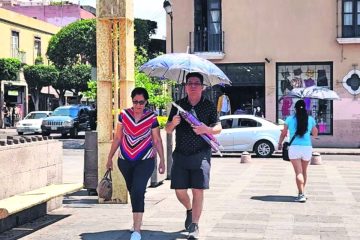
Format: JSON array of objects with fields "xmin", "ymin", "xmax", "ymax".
[
  {"xmin": 189, "ymin": 30, "xmax": 225, "ymax": 60},
  {"xmin": 12, "ymin": 49, "xmax": 27, "ymax": 64}
]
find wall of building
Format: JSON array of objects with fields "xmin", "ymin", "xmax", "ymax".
[
  {"xmin": 0, "ymin": 8, "xmax": 60, "ymax": 65},
  {"xmin": 2, "ymin": 4, "xmax": 95, "ymax": 27},
  {"xmin": 170, "ymin": 0, "xmax": 360, "ymax": 147}
]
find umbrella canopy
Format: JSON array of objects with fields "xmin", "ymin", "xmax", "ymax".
[
  {"xmin": 139, "ymin": 53, "xmax": 231, "ymax": 86},
  {"xmin": 286, "ymin": 86, "xmax": 340, "ymax": 100}
]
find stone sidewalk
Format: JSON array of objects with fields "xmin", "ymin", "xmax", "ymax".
[{"xmin": 2, "ymin": 156, "xmax": 360, "ymax": 240}]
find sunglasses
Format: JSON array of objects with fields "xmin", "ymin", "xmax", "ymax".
[
  {"xmin": 132, "ymin": 100, "xmax": 146, "ymax": 105},
  {"xmin": 185, "ymin": 82, "xmax": 203, "ymax": 87}
]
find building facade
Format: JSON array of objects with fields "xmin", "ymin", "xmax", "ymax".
[
  {"xmin": 169, "ymin": 0, "xmax": 360, "ymax": 147},
  {"xmin": 1, "ymin": 2, "xmax": 95, "ymax": 27},
  {"xmin": 0, "ymin": 8, "xmax": 60, "ymax": 122}
]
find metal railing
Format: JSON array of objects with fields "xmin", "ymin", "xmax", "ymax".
[{"xmin": 189, "ymin": 30, "xmax": 225, "ymax": 53}]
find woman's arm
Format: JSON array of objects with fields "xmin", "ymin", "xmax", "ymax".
[
  {"xmin": 311, "ymin": 126, "xmax": 318, "ymax": 138},
  {"xmin": 106, "ymin": 123, "xmax": 123, "ymax": 170},
  {"xmin": 152, "ymin": 127, "xmax": 165, "ymax": 174},
  {"xmin": 278, "ymin": 124, "xmax": 288, "ymax": 150}
]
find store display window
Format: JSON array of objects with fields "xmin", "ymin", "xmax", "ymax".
[{"xmin": 276, "ymin": 62, "xmax": 333, "ymax": 135}]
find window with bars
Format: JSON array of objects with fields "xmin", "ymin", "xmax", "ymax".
[{"xmin": 342, "ymin": 0, "xmax": 360, "ymax": 37}]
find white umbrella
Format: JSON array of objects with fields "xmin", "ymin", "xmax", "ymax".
[
  {"xmin": 286, "ymin": 86, "xmax": 340, "ymax": 100},
  {"xmin": 139, "ymin": 53, "xmax": 231, "ymax": 86}
]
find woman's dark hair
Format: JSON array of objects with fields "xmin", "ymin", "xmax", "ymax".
[
  {"xmin": 131, "ymin": 87, "xmax": 149, "ymax": 100},
  {"xmin": 294, "ymin": 99, "xmax": 308, "ymax": 137}
]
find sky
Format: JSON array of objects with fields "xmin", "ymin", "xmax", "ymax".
[{"xmin": 70, "ymin": 0, "xmax": 166, "ymax": 39}]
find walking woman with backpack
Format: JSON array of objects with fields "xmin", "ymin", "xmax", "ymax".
[{"xmin": 278, "ymin": 99, "xmax": 318, "ymax": 202}]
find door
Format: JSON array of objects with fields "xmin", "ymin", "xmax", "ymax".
[
  {"xmin": 217, "ymin": 118, "xmax": 234, "ymax": 151},
  {"xmin": 232, "ymin": 118, "xmax": 261, "ymax": 151}
]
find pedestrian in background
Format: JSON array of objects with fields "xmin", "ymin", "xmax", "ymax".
[
  {"xmin": 166, "ymin": 72, "xmax": 222, "ymax": 239},
  {"xmin": 106, "ymin": 87, "xmax": 165, "ymax": 240},
  {"xmin": 278, "ymin": 99, "xmax": 318, "ymax": 203}
]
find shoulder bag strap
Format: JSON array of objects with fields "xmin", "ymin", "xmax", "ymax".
[{"xmin": 288, "ymin": 134, "xmax": 297, "ymax": 146}]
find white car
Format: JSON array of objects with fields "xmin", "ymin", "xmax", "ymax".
[
  {"xmin": 16, "ymin": 111, "xmax": 53, "ymax": 135},
  {"xmin": 217, "ymin": 115, "xmax": 283, "ymax": 157}
]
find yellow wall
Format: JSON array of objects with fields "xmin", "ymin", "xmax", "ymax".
[{"xmin": 0, "ymin": 8, "xmax": 60, "ymax": 65}]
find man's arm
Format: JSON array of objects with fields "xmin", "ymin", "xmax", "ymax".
[{"xmin": 165, "ymin": 105, "xmax": 178, "ymax": 134}]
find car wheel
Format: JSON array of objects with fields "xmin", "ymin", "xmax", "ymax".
[
  {"xmin": 70, "ymin": 128, "xmax": 78, "ymax": 138},
  {"xmin": 18, "ymin": 132, "xmax": 23, "ymax": 135},
  {"xmin": 254, "ymin": 140, "xmax": 274, "ymax": 158}
]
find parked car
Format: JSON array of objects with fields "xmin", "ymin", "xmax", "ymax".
[
  {"xmin": 216, "ymin": 115, "xmax": 282, "ymax": 157},
  {"xmin": 16, "ymin": 111, "xmax": 53, "ymax": 135},
  {"xmin": 41, "ymin": 105, "xmax": 93, "ymax": 138}
]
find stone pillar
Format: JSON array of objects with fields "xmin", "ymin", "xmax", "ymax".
[{"xmin": 96, "ymin": 0, "xmax": 134, "ymax": 203}]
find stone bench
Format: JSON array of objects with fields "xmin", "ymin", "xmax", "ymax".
[{"xmin": 0, "ymin": 183, "xmax": 83, "ymax": 220}]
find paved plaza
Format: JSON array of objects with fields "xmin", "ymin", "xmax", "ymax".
[{"xmin": 1, "ymin": 155, "xmax": 360, "ymax": 240}]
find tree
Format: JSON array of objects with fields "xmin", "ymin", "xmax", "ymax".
[
  {"xmin": 47, "ymin": 18, "xmax": 159, "ymax": 70},
  {"xmin": 47, "ymin": 19, "xmax": 96, "ymax": 68},
  {"xmin": 24, "ymin": 65, "xmax": 58, "ymax": 110},
  {"xmin": 54, "ymin": 65, "xmax": 91, "ymax": 105},
  {"xmin": 134, "ymin": 19, "xmax": 157, "ymax": 55},
  {"xmin": 0, "ymin": 58, "xmax": 22, "ymax": 81},
  {"xmin": 83, "ymin": 80, "xmax": 97, "ymax": 101}
]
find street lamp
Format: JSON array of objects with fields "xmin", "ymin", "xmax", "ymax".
[
  {"xmin": 163, "ymin": 0, "xmax": 174, "ymax": 53},
  {"xmin": 163, "ymin": 0, "xmax": 174, "ymax": 179}
]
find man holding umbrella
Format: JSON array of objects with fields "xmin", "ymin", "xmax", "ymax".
[{"xmin": 165, "ymin": 72, "xmax": 222, "ymax": 239}]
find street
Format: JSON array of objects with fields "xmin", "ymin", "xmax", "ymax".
[{"xmin": 0, "ymin": 127, "xmax": 360, "ymax": 239}]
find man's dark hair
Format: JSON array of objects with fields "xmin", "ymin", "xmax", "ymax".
[
  {"xmin": 131, "ymin": 87, "xmax": 149, "ymax": 100},
  {"xmin": 186, "ymin": 72, "xmax": 204, "ymax": 84}
]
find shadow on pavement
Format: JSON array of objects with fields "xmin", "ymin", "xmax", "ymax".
[
  {"xmin": 251, "ymin": 195, "xmax": 296, "ymax": 202},
  {"xmin": 80, "ymin": 230, "xmax": 187, "ymax": 240},
  {"xmin": 0, "ymin": 214, "xmax": 70, "ymax": 240}
]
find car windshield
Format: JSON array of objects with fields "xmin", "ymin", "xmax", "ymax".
[
  {"xmin": 25, "ymin": 113, "xmax": 48, "ymax": 119},
  {"xmin": 53, "ymin": 108, "xmax": 78, "ymax": 117}
]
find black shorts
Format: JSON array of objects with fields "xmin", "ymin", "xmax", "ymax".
[{"xmin": 170, "ymin": 149, "xmax": 211, "ymax": 189}]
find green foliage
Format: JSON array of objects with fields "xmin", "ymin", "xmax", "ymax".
[
  {"xmin": 0, "ymin": 58, "xmax": 22, "ymax": 81},
  {"xmin": 157, "ymin": 116, "xmax": 168, "ymax": 129},
  {"xmin": 35, "ymin": 56, "xmax": 44, "ymax": 65},
  {"xmin": 134, "ymin": 19, "xmax": 157, "ymax": 53},
  {"xmin": 47, "ymin": 19, "xmax": 96, "ymax": 68},
  {"xmin": 24, "ymin": 64, "xmax": 59, "ymax": 110},
  {"xmin": 23, "ymin": 65, "xmax": 58, "ymax": 90},
  {"xmin": 83, "ymin": 80, "xmax": 97, "ymax": 100},
  {"xmin": 59, "ymin": 64, "xmax": 91, "ymax": 95},
  {"xmin": 135, "ymin": 48, "xmax": 172, "ymax": 110}
]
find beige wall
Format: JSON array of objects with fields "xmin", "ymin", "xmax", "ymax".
[
  {"xmin": 170, "ymin": 0, "xmax": 360, "ymax": 147},
  {"xmin": 0, "ymin": 8, "xmax": 60, "ymax": 65}
]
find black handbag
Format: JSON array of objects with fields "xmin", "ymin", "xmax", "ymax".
[{"xmin": 282, "ymin": 134, "xmax": 297, "ymax": 161}]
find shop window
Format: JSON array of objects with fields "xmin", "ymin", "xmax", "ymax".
[
  {"xmin": 342, "ymin": 0, "xmax": 360, "ymax": 37},
  {"xmin": 276, "ymin": 63, "xmax": 333, "ymax": 135}
]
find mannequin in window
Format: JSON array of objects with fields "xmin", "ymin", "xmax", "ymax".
[
  {"xmin": 254, "ymin": 106, "xmax": 264, "ymax": 118},
  {"xmin": 217, "ymin": 91, "xmax": 231, "ymax": 116}
]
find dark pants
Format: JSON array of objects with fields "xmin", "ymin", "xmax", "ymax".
[{"xmin": 118, "ymin": 158, "xmax": 155, "ymax": 212}]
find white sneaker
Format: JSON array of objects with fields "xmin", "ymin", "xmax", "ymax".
[
  {"xmin": 130, "ymin": 231, "xmax": 141, "ymax": 240},
  {"xmin": 295, "ymin": 194, "xmax": 306, "ymax": 203},
  {"xmin": 188, "ymin": 223, "xmax": 199, "ymax": 239}
]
